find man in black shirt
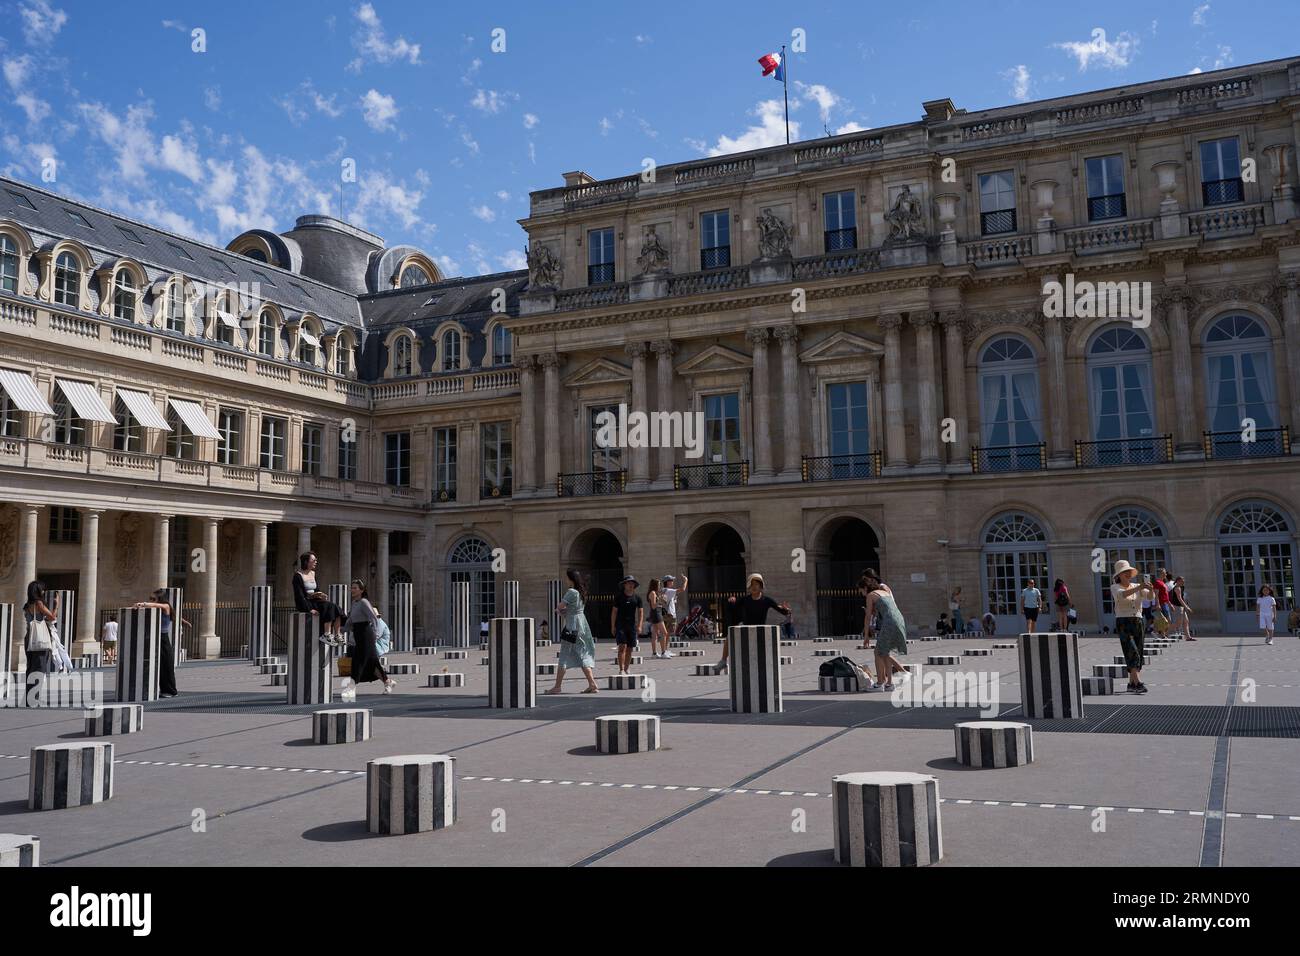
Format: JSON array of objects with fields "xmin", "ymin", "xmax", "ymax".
[
  {"xmin": 611, "ymin": 576, "xmax": 644, "ymax": 676},
  {"xmin": 718, "ymin": 573, "xmax": 789, "ymax": 672}
]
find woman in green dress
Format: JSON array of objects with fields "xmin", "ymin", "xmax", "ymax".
[
  {"xmin": 862, "ymin": 569, "xmax": 909, "ymax": 691},
  {"xmin": 545, "ymin": 568, "xmax": 599, "ymax": 695}
]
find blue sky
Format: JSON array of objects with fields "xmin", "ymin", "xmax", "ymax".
[{"xmin": 0, "ymin": 0, "xmax": 1293, "ymax": 279}]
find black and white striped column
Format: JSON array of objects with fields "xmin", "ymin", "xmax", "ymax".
[
  {"xmin": 48, "ymin": 590, "xmax": 75, "ymax": 652},
  {"xmin": 450, "ymin": 581, "xmax": 471, "ymax": 648},
  {"xmin": 501, "ymin": 580, "xmax": 520, "ymax": 618},
  {"xmin": 390, "ymin": 582, "xmax": 413, "ymax": 653},
  {"xmin": 832, "ymin": 771, "xmax": 942, "ymax": 867},
  {"xmin": 312, "ymin": 708, "xmax": 371, "ymax": 744},
  {"xmin": 116, "ymin": 607, "xmax": 160, "ymax": 703},
  {"xmin": 328, "ymin": 584, "xmax": 351, "ymax": 617},
  {"xmin": 427, "ymin": 673, "xmax": 465, "ymax": 688},
  {"xmin": 287, "ymin": 612, "xmax": 332, "ymax": 705},
  {"xmin": 162, "ymin": 587, "xmax": 184, "ymax": 666},
  {"xmin": 0, "ymin": 604, "xmax": 11, "ymax": 672},
  {"xmin": 84, "ymin": 704, "xmax": 143, "ymax": 737},
  {"xmin": 727, "ymin": 625, "xmax": 783, "ymax": 714},
  {"xmin": 0, "ymin": 834, "xmax": 39, "ymax": 867},
  {"xmin": 953, "ymin": 721, "xmax": 1033, "ymax": 768},
  {"xmin": 488, "ymin": 617, "xmax": 535, "ymax": 708},
  {"xmin": 248, "ymin": 586, "xmax": 272, "ymax": 662},
  {"xmin": 366, "ymin": 754, "xmax": 457, "ymax": 835},
  {"xmin": 547, "ymin": 579, "xmax": 562, "ymax": 653},
  {"xmin": 595, "ymin": 715, "xmax": 660, "ymax": 753},
  {"xmin": 819, "ymin": 675, "xmax": 861, "ymax": 693},
  {"xmin": 1017, "ymin": 632, "xmax": 1084, "ymax": 719},
  {"xmin": 1081, "ymin": 676, "xmax": 1114, "ymax": 695},
  {"xmin": 28, "ymin": 742, "xmax": 114, "ymax": 810}
]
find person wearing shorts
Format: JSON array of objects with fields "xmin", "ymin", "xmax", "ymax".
[
  {"xmin": 1111, "ymin": 559, "xmax": 1152, "ymax": 694},
  {"xmin": 610, "ymin": 576, "xmax": 644, "ymax": 677},
  {"xmin": 662, "ymin": 573, "xmax": 686, "ymax": 636},
  {"xmin": 1020, "ymin": 580, "xmax": 1042, "ymax": 632}
]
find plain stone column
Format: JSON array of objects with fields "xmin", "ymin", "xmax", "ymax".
[
  {"xmin": 747, "ymin": 328, "xmax": 774, "ymax": 479},
  {"xmin": 910, "ymin": 314, "xmax": 940, "ymax": 467},
  {"xmin": 199, "ymin": 517, "xmax": 220, "ymax": 660},
  {"xmin": 297, "ymin": 524, "xmax": 313, "ymax": 562},
  {"xmin": 1278, "ymin": 274, "xmax": 1300, "ymax": 436},
  {"xmin": 775, "ymin": 326, "xmax": 802, "ymax": 478},
  {"xmin": 1044, "ymin": 309, "xmax": 1070, "ymax": 461},
  {"xmin": 879, "ymin": 315, "xmax": 908, "ymax": 469},
  {"xmin": 153, "ymin": 513, "xmax": 171, "ymax": 591},
  {"xmin": 651, "ymin": 339, "xmax": 676, "ymax": 485},
  {"xmin": 376, "ymin": 530, "xmax": 390, "ymax": 613},
  {"xmin": 626, "ymin": 342, "xmax": 650, "ymax": 489},
  {"xmin": 251, "ymin": 520, "xmax": 268, "ymax": 589},
  {"xmin": 73, "ymin": 509, "xmax": 102, "ymax": 656},
  {"xmin": 337, "ymin": 526, "xmax": 353, "ymax": 585},
  {"xmin": 939, "ymin": 312, "xmax": 969, "ymax": 464},
  {"xmin": 1164, "ymin": 287, "xmax": 1199, "ymax": 452},
  {"xmin": 540, "ymin": 352, "xmax": 561, "ymax": 495},
  {"xmin": 516, "ymin": 355, "xmax": 537, "ymax": 493}
]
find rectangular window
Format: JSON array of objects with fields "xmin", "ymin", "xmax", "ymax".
[
  {"xmin": 165, "ymin": 407, "xmax": 196, "ymax": 460},
  {"xmin": 1200, "ymin": 137, "xmax": 1243, "ymax": 206},
  {"xmin": 587, "ymin": 228, "xmax": 615, "ymax": 285},
  {"xmin": 260, "ymin": 416, "xmax": 287, "ymax": 470},
  {"xmin": 434, "ymin": 426, "xmax": 457, "ymax": 501},
  {"xmin": 700, "ymin": 210, "xmax": 731, "ymax": 269},
  {"xmin": 590, "ymin": 403, "xmax": 622, "ymax": 473},
  {"xmin": 384, "ymin": 431, "xmax": 411, "ymax": 487},
  {"xmin": 338, "ymin": 430, "xmax": 357, "ymax": 480},
  {"xmin": 703, "ymin": 392, "xmax": 742, "ymax": 464},
  {"xmin": 257, "ymin": 317, "xmax": 275, "ymax": 356},
  {"xmin": 216, "ymin": 408, "xmax": 241, "ymax": 465},
  {"xmin": 1085, "ymin": 154, "xmax": 1127, "ymax": 220},
  {"xmin": 827, "ymin": 382, "xmax": 870, "ymax": 456},
  {"xmin": 301, "ymin": 423, "xmax": 322, "ymax": 476},
  {"xmin": 52, "ymin": 396, "xmax": 85, "ymax": 446},
  {"xmin": 170, "ymin": 515, "xmax": 190, "ymax": 580},
  {"xmin": 978, "ymin": 170, "xmax": 1017, "ymax": 235},
  {"xmin": 112, "ymin": 397, "xmax": 142, "ymax": 453},
  {"xmin": 823, "ymin": 191, "xmax": 857, "ymax": 251},
  {"xmin": 48, "ymin": 506, "xmax": 81, "ymax": 544},
  {"xmin": 391, "ymin": 531, "xmax": 410, "ymax": 555},
  {"xmin": 480, "ymin": 421, "xmax": 513, "ymax": 498},
  {"xmin": 0, "ymin": 388, "xmax": 22, "ymax": 438}
]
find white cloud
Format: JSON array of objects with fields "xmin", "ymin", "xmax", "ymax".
[
  {"xmin": 160, "ymin": 134, "xmax": 203, "ymax": 182},
  {"xmin": 1211, "ymin": 44, "xmax": 1232, "ymax": 69},
  {"xmin": 0, "ymin": 133, "xmax": 56, "ymax": 180},
  {"xmin": 282, "ymin": 81, "xmax": 344, "ymax": 124},
  {"xmin": 498, "ymin": 249, "xmax": 527, "ymax": 271},
  {"xmin": 1188, "ymin": 67, "xmax": 1203, "ymax": 75},
  {"xmin": 1054, "ymin": 28, "xmax": 1139, "ymax": 71},
  {"xmin": 19, "ymin": 0, "xmax": 67, "ymax": 46},
  {"xmin": 527, "ymin": 141, "xmax": 536, "ymax": 164},
  {"xmin": 3, "ymin": 56, "xmax": 51, "ymax": 123},
  {"xmin": 1191, "ymin": 3, "xmax": 1210, "ymax": 26},
  {"xmin": 435, "ymin": 253, "xmax": 460, "ymax": 276},
  {"xmin": 638, "ymin": 118, "xmax": 658, "ymax": 139},
  {"xmin": 634, "ymin": 34, "xmax": 652, "ymax": 45},
  {"xmin": 834, "ymin": 121, "xmax": 867, "ymax": 134},
  {"xmin": 471, "ymin": 89, "xmax": 516, "ymax": 114},
  {"xmin": 1002, "ymin": 64, "xmax": 1031, "ymax": 101},
  {"xmin": 495, "ymin": 190, "xmax": 510, "ymax": 201},
  {"xmin": 471, "ymin": 204, "xmax": 495, "ymax": 222},
  {"xmin": 204, "ymin": 158, "xmax": 238, "ymax": 205},
  {"xmin": 360, "ymin": 89, "xmax": 398, "ymax": 132},
  {"xmin": 461, "ymin": 58, "xmax": 481, "ymax": 85},
  {"xmin": 461, "ymin": 130, "xmax": 480, "ymax": 155},
  {"xmin": 523, "ymin": 112, "xmax": 539, "ymax": 129},
  {"xmin": 350, "ymin": 170, "xmax": 425, "ymax": 232},
  {"xmin": 353, "ymin": 2, "xmax": 421, "ymax": 66},
  {"xmin": 599, "ymin": 117, "xmax": 614, "ymax": 135},
  {"xmin": 796, "ymin": 82, "xmax": 839, "ymax": 123},
  {"xmin": 467, "ymin": 241, "xmax": 492, "ymax": 275},
  {"xmin": 203, "ymin": 86, "xmax": 222, "ymax": 111},
  {"xmin": 700, "ymin": 99, "xmax": 798, "ymax": 156}
]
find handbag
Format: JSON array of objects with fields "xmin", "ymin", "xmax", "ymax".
[
  {"xmin": 25, "ymin": 618, "xmax": 53, "ymax": 652},
  {"xmin": 337, "ymin": 656, "xmax": 352, "ymax": 677},
  {"xmin": 559, "ymin": 627, "xmax": 578, "ymax": 643}
]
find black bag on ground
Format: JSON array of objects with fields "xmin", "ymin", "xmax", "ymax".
[{"xmin": 818, "ymin": 655, "xmax": 859, "ymax": 680}]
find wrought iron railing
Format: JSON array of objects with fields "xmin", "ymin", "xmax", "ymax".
[
  {"xmin": 557, "ymin": 469, "xmax": 627, "ymax": 497},
  {"xmin": 1087, "ymin": 193, "xmax": 1127, "ymax": 221},
  {"xmin": 434, "ymin": 485, "xmax": 456, "ymax": 503},
  {"xmin": 980, "ymin": 208, "xmax": 1017, "ymax": 236},
  {"xmin": 1203, "ymin": 426, "xmax": 1290, "ymax": 460},
  {"xmin": 801, "ymin": 452, "xmax": 882, "ymax": 481},
  {"xmin": 674, "ymin": 460, "xmax": 748, "ymax": 489},
  {"xmin": 587, "ymin": 262, "xmax": 615, "ymax": 285},
  {"xmin": 970, "ymin": 442, "xmax": 1047, "ymax": 474},
  {"xmin": 700, "ymin": 246, "xmax": 731, "ymax": 270},
  {"xmin": 1074, "ymin": 435, "xmax": 1173, "ymax": 468},
  {"xmin": 1202, "ymin": 178, "xmax": 1244, "ymax": 206},
  {"xmin": 823, "ymin": 228, "xmax": 857, "ymax": 252},
  {"xmin": 480, "ymin": 478, "xmax": 513, "ymax": 500}
]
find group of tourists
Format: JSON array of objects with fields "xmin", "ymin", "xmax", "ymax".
[{"xmin": 292, "ymin": 551, "xmax": 397, "ymax": 698}]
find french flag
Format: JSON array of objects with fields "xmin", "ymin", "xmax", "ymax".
[{"xmin": 758, "ymin": 52, "xmax": 785, "ymax": 82}]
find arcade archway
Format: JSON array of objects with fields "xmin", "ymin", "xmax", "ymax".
[
  {"xmin": 812, "ymin": 517, "xmax": 881, "ymax": 637},
  {"xmin": 566, "ymin": 527, "xmax": 625, "ymax": 640}
]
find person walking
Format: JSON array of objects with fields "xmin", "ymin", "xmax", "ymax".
[
  {"xmin": 293, "ymin": 552, "xmax": 345, "ymax": 646},
  {"xmin": 133, "ymin": 588, "xmax": 180, "ymax": 698},
  {"xmin": 717, "ymin": 573, "xmax": 790, "ymax": 672},
  {"xmin": 1052, "ymin": 578, "xmax": 1071, "ymax": 632},
  {"xmin": 1259, "ymin": 584, "xmax": 1277, "ymax": 645},
  {"xmin": 340, "ymin": 580, "xmax": 396, "ymax": 699},
  {"xmin": 1173, "ymin": 575, "xmax": 1196, "ymax": 640},
  {"xmin": 546, "ymin": 568, "xmax": 599, "ymax": 695},
  {"xmin": 21, "ymin": 581, "xmax": 57, "ymax": 694},
  {"xmin": 861, "ymin": 570, "xmax": 909, "ymax": 691},
  {"xmin": 950, "ymin": 587, "xmax": 965, "ymax": 634},
  {"xmin": 1111, "ymin": 560, "xmax": 1152, "ymax": 694},
  {"xmin": 1021, "ymin": 579, "xmax": 1043, "ymax": 633},
  {"xmin": 646, "ymin": 578, "xmax": 673, "ymax": 659},
  {"xmin": 662, "ymin": 573, "xmax": 687, "ymax": 638},
  {"xmin": 610, "ymin": 576, "xmax": 644, "ymax": 677},
  {"xmin": 100, "ymin": 613, "xmax": 118, "ymax": 666}
]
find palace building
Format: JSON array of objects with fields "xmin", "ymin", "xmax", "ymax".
[{"xmin": 2, "ymin": 56, "xmax": 1299, "ymax": 663}]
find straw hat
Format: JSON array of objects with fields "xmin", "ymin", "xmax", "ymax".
[
  {"xmin": 747, "ymin": 572, "xmax": 765, "ymax": 589},
  {"xmin": 1112, "ymin": 559, "xmax": 1139, "ymax": 582}
]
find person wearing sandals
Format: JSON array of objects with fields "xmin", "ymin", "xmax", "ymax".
[
  {"xmin": 340, "ymin": 580, "xmax": 396, "ymax": 699},
  {"xmin": 546, "ymin": 568, "xmax": 599, "ymax": 695},
  {"xmin": 861, "ymin": 570, "xmax": 909, "ymax": 691},
  {"xmin": 1111, "ymin": 560, "xmax": 1152, "ymax": 694},
  {"xmin": 293, "ymin": 552, "xmax": 345, "ymax": 646},
  {"xmin": 22, "ymin": 580, "xmax": 57, "ymax": 693},
  {"xmin": 646, "ymin": 578, "xmax": 674, "ymax": 659}
]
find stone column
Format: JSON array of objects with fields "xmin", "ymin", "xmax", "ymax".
[
  {"xmin": 251, "ymin": 520, "xmax": 268, "ymax": 589},
  {"xmin": 775, "ymin": 326, "xmax": 802, "ymax": 479},
  {"xmin": 539, "ymin": 352, "xmax": 562, "ymax": 495},
  {"xmin": 337, "ymin": 526, "xmax": 353, "ymax": 584},
  {"xmin": 376, "ymin": 530, "xmax": 390, "ymax": 613},
  {"xmin": 650, "ymin": 339, "xmax": 676, "ymax": 487},
  {"xmin": 1043, "ymin": 312, "xmax": 1070, "ymax": 462},
  {"xmin": 297, "ymin": 524, "xmax": 312, "ymax": 562},
  {"xmin": 1277, "ymin": 274, "xmax": 1300, "ymax": 437},
  {"xmin": 411, "ymin": 531, "xmax": 427, "ymax": 631},
  {"xmin": 73, "ymin": 509, "xmax": 103, "ymax": 655},
  {"xmin": 910, "ymin": 313, "xmax": 940, "ymax": 468},
  {"xmin": 1163, "ymin": 286, "xmax": 1200, "ymax": 452},
  {"xmin": 747, "ymin": 328, "xmax": 774, "ymax": 479},
  {"xmin": 199, "ymin": 517, "xmax": 220, "ymax": 660},
  {"xmin": 515, "ymin": 355, "xmax": 537, "ymax": 493},
  {"xmin": 625, "ymin": 342, "xmax": 650, "ymax": 489},
  {"xmin": 939, "ymin": 312, "xmax": 970, "ymax": 465},
  {"xmin": 153, "ymin": 513, "xmax": 171, "ymax": 591},
  {"xmin": 11, "ymin": 503, "xmax": 41, "ymax": 670},
  {"xmin": 879, "ymin": 315, "xmax": 908, "ymax": 469}
]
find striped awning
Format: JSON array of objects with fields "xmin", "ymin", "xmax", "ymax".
[
  {"xmin": 115, "ymin": 388, "xmax": 171, "ymax": 430},
  {"xmin": 166, "ymin": 397, "xmax": 221, "ymax": 439},
  {"xmin": 0, "ymin": 368, "xmax": 54, "ymax": 414},
  {"xmin": 55, "ymin": 378, "xmax": 117, "ymax": 424},
  {"xmin": 299, "ymin": 328, "xmax": 321, "ymax": 349},
  {"xmin": 215, "ymin": 310, "xmax": 240, "ymax": 328}
]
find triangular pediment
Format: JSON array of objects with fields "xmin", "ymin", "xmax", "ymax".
[
  {"xmin": 564, "ymin": 357, "xmax": 632, "ymax": 388},
  {"xmin": 676, "ymin": 343, "xmax": 753, "ymax": 376},
  {"xmin": 799, "ymin": 330, "xmax": 884, "ymax": 364}
]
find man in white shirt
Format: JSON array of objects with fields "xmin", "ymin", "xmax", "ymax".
[
  {"xmin": 1020, "ymin": 579, "xmax": 1042, "ymax": 633},
  {"xmin": 661, "ymin": 574, "xmax": 687, "ymax": 637},
  {"xmin": 101, "ymin": 615, "xmax": 118, "ymax": 665}
]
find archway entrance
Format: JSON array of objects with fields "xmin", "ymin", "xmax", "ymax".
[
  {"xmin": 445, "ymin": 538, "xmax": 494, "ymax": 639},
  {"xmin": 684, "ymin": 522, "xmax": 747, "ymax": 629},
  {"xmin": 814, "ymin": 517, "xmax": 880, "ymax": 637},
  {"xmin": 567, "ymin": 528, "xmax": 624, "ymax": 640}
]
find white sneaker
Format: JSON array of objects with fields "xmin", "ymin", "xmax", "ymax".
[
  {"xmin": 663, "ymin": 651, "xmax": 675, "ymax": 659},
  {"xmin": 894, "ymin": 671, "xmax": 912, "ymax": 685},
  {"xmin": 383, "ymin": 678, "xmax": 396, "ymax": 694}
]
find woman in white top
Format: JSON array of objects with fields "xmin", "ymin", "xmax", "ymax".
[
  {"xmin": 949, "ymin": 587, "xmax": 964, "ymax": 634},
  {"xmin": 1111, "ymin": 560, "xmax": 1153, "ymax": 694},
  {"xmin": 1258, "ymin": 585, "xmax": 1277, "ymax": 645}
]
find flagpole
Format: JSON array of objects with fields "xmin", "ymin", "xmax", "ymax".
[{"xmin": 782, "ymin": 44, "xmax": 790, "ymax": 144}]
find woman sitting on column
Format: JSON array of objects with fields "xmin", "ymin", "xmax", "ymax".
[
  {"xmin": 545, "ymin": 568, "xmax": 599, "ymax": 695},
  {"xmin": 341, "ymin": 580, "xmax": 396, "ymax": 698},
  {"xmin": 861, "ymin": 570, "xmax": 910, "ymax": 691},
  {"xmin": 293, "ymin": 552, "xmax": 344, "ymax": 646},
  {"xmin": 133, "ymin": 588, "xmax": 180, "ymax": 698},
  {"xmin": 716, "ymin": 573, "xmax": 790, "ymax": 673},
  {"xmin": 22, "ymin": 580, "xmax": 57, "ymax": 690}
]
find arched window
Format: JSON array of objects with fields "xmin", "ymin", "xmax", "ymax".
[
  {"xmin": 214, "ymin": 299, "xmax": 236, "ymax": 345},
  {"xmin": 244, "ymin": 248, "xmax": 267, "ymax": 263},
  {"xmin": 446, "ymin": 536, "xmax": 496, "ymax": 640},
  {"xmin": 492, "ymin": 324, "xmax": 512, "ymax": 366},
  {"xmin": 1217, "ymin": 501, "xmax": 1295, "ymax": 631},
  {"xmin": 450, "ymin": 537, "xmax": 493, "ymax": 564},
  {"xmin": 1094, "ymin": 507, "xmax": 1167, "ymax": 617},
  {"xmin": 298, "ymin": 324, "xmax": 319, "ymax": 364},
  {"xmin": 113, "ymin": 270, "xmax": 136, "ymax": 322},
  {"xmin": 981, "ymin": 511, "xmax": 1049, "ymax": 631},
  {"xmin": 441, "ymin": 329, "xmax": 461, "ymax": 371},
  {"xmin": 335, "ymin": 334, "xmax": 353, "ymax": 376},
  {"xmin": 54, "ymin": 252, "xmax": 79, "ymax": 307},
  {"xmin": 257, "ymin": 311, "xmax": 276, "ymax": 356},
  {"xmin": 0, "ymin": 234, "xmax": 18, "ymax": 293},
  {"xmin": 394, "ymin": 335, "xmax": 413, "ymax": 377},
  {"xmin": 158, "ymin": 283, "xmax": 186, "ymax": 333},
  {"xmin": 401, "ymin": 263, "xmax": 432, "ymax": 287},
  {"xmin": 978, "ymin": 335, "xmax": 1042, "ymax": 469},
  {"xmin": 1087, "ymin": 327, "xmax": 1154, "ymax": 457},
  {"xmin": 1204, "ymin": 315, "xmax": 1278, "ymax": 440}
]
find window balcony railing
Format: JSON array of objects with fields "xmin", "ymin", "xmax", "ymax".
[
  {"xmin": 1074, "ymin": 435, "xmax": 1173, "ymax": 468},
  {"xmin": 1087, "ymin": 193, "xmax": 1127, "ymax": 221},
  {"xmin": 587, "ymin": 262, "xmax": 615, "ymax": 286},
  {"xmin": 823, "ymin": 228, "xmax": 857, "ymax": 252},
  {"xmin": 557, "ymin": 469, "xmax": 627, "ymax": 497},
  {"xmin": 700, "ymin": 246, "xmax": 731, "ymax": 270},
  {"xmin": 480, "ymin": 478, "xmax": 513, "ymax": 500},
  {"xmin": 980, "ymin": 209, "xmax": 1017, "ymax": 236},
  {"xmin": 1203, "ymin": 426, "xmax": 1290, "ymax": 460},
  {"xmin": 1202, "ymin": 178, "xmax": 1244, "ymax": 207},
  {"xmin": 801, "ymin": 452, "xmax": 882, "ymax": 481},
  {"xmin": 674, "ymin": 460, "xmax": 748, "ymax": 489},
  {"xmin": 970, "ymin": 442, "xmax": 1047, "ymax": 474},
  {"xmin": 434, "ymin": 485, "xmax": 456, "ymax": 503}
]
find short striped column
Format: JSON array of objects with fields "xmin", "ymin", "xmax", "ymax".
[
  {"xmin": 927, "ymin": 654, "xmax": 960, "ymax": 665},
  {"xmin": 116, "ymin": 607, "xmax": 160, "ymax": 703},
  {"xmin": 161, "ymin": 587, "xmax": 184, "ymax": 666},
  {"xmin": 607, "ymin": 674, "xmax": 646, "ymax": 689},
  {"xmin": 28, "ymin": 742, "xmax": 113, "ymax": 810},
  {"xmin": 488, "ymin": 617, "xmax": 535, "ymax": 708},
  {"xmin": 48, "ymin": 590, "xmax": 75, "ymax": 652},
  {"xmin": 819, "ymin": 675, "xmax": 861, "ymax": 693},
  {"xmin": 832, "ymin": 771, "xmax": 942, "ymax": 867},
  {"xmin": 387, "ymin": 663, "xmax": 419, "ymax": 675},
  {"xmin": 537, "ymin": 662, "xmax": 557, "ymax": 675},
  {"xmin": 547, "ymin": 579, "xmax": 562, "ymax": 654},
  {"xmin": 287, "ymin": 612, "xmax": 332, "ymax": 705},
  {"xmin": 366, "ymin": 754, "xmax": 457, "ymax": 835},
  {"xmin": 427, "ymin": 673, "xmax": 465, "ymax": 688},
  {"xmin": 415, "ymin": 646, "xmax": 439, "ymax": 656},
  {"xmin": 0, "ymin": 834, "xmax": 39, "ymax": 867},
  {"xmin": 595, "ymin": 715, "xmax": 660, "ymax": 753},
  {"xmin": 963, "ymin": 647, "xmax": 992, "ymax": 657},
  {"xmin": 814, "ymin": 648, "xmax": 838, "ymax": 657},
  {"xmin": 312, "ymin": 708, "xmax": 371, "ymax": 744},
  {"xmin": 993, "ymin": 642, "xmax": 1016, "ymax": 649},
  {"xmin": 248, "ymin": 586, "xmax": 272, "ymax": 662},
  {"xmin": 84, "ymin": 704, "xmax": 143, "ymax": 737},
  {"xmin": 1094, "ymin": 664, "xmax": 1129, "ymax": 679},
  {"xmin": 953, "ymin": 721, "xmax": 1033, "ymax": 768},
  {"xmin": 694, "ymin": 663, "xmax": 724, "ymax": 676},
  {"xmin": 1018, "ymin": 632, "xmax": 1084, "ymax": 719},
  {"xmin": 1082, "ymin": 676, "xmax": 1114, "ymax": 695},
  {"xmin": 502, "ymin": 579, "xmax": 520, "ymax": 618},
  {"xmin": 450, "ymin": 581, "xmax": 471, "ymax": 648},
  {"xmin": 390, "ymin": 582, "xmax": 413, "ymax": 653},
  {"xmin": 727, "ymin": 624, "xmax": 783, "ymax": 714},
  {"xmin": 443, "ymin": 649, "xmax": 467, "ymax": 660}
]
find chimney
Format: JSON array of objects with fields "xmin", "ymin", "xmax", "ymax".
[
  {"xmin": 562, "ymin": 170, "xmax": 596, "ymax": 187},
  {"xmin": 922, "ymin": 98, "xmax": 958, "ymax": 122}
]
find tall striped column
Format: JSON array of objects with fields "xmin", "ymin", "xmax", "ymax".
[
  {"xmin": 832, "ymin": 771, "xmax": 943, "ymax": 867},
  {"xmin": 116, "ymin": 607, "xmax": 161, "ymax": 703},
  {"xmin": 328, "ymin": 584, "xmax": 351, "ymax": 617},
  {"xmin": 48, "ymin": 590, "xmax": 75, "ymax": 651},
  {"xmin": 1017, "ymin": 631, "xmax": 1084, "ymax": 719},
  {"xmin": 0, "ymin": 606, "xmax": 10, "ymax": 673},
  {"xmin": 451, "ymin": 581, "xmax": 471, "ymax": 648},
  {"xmin": 162, "ymin": 587, "xmax": 184, "ymax": 666},
  {"xmin": 390, "ymin": 582, "xmax": 413, "ymax": 653},
  {"xmin": 488, "ymin": 617, "xmax": 535, "ymax": 709},
  {"xmin": 547, "ymin": 579, "xmax": 562, "ymax": 648},
  {"xmin": 502, "ymin": 580, "xmax": 520, "ymax": 618},
  {"xmin": 287, "ymin": 612, "xmax": 332, "ymax": 705},
  {"xmin": 248, "ymin": 586, "xmax": 272, "ymax": 661},
  {"xmin": 727, "ymin": 624, "xmax": 783, "ymax": 714}
]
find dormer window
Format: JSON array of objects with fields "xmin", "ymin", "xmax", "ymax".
[
  {"xmin": 54, "ymin": 252, "xmax": 79, "ymax": 307},
  {"xmin": 113, "ymin": 270, "xmax": 136, "ymax": 322},
  {"xmin": 441, "ymin": 329, "xmax": 461, "ymax": 371},
  {"xmin": 394, "ymin": 335, "xmax": 413, "ymax": 376}
]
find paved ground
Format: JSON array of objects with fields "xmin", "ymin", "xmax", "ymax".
[{"xmin": 1, "ymin": 633, "xmax": 1298, "ymax": 867}]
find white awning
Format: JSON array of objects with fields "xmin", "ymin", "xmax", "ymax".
[
  {"xmin": 115, "ymin": 388, "xmax": 171, "ymax": 430},
  {"xmin": 215, "ymin": 310, "xmax": 240, "ymax": 328},
  {"xmin": 0, "ymin": 368, "xmax": 54, "ymax": 414},
  {"xmin": 55, "ymin": 378, "xmax": 117, "ymax": 424},
  {"xmin": 166, "ymin": 397, "xmax": 221, "ymax": 439},
  {"xmin": 299, "ymin": 329, "xmax": 321, "ymax": 349}
]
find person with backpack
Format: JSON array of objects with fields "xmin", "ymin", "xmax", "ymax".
[{"xmin": 861, "ymin": 570, "xmax": 909, "ymax": 691}]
